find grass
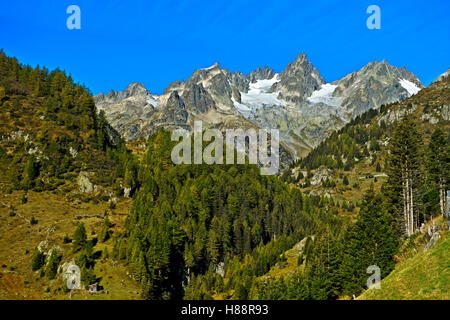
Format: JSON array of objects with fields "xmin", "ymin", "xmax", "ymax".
[
  {"xmin": 0, "ymin": 188, "xmax": 139, "ymax": 300},
  {"xmin": 358, "ymin": 230, "xmax": 450, "ymax": 300}
]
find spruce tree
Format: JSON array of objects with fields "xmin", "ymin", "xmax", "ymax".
[
  {"xmin": 343, "ymin": 175, "xmax": 349, "ymax": 185},
  {"xmin": 73, "ymin": 223, "xmax": 87, "ymax": 252},
  {"xmin": 31, "ymin": 248, "xmax": 45, "ymax": 271},
  {"xmin": 427, "ymin": 128, "xmax": 449, "ymax": 217},
  {"xmin": 376, "ymin": 162, "xmax": 381, "ymax": 172},
  {"xmin": 384, "ymin": 113, "xmax": 423, "ymax": 237},
  {"xmin": 99, "ymin": 215, "xmax": 111, "ymax": 242},
  {"xmin": 45, "ymin": 250, "xmax": 60, "ymax": 279},
  {"xmin": 340, "ymin": 187, "xmax": 398, "ymax": 297},
  {"xmin": 23, "ymin": 155, "xmax": 38, "ymax": 188}
]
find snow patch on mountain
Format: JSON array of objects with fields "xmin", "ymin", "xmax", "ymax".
[
  {"xmin": 147, "ymin": 95, "xmax": 159, "ymax": 108},
  {"xmin": 232, "ymin": 97, "xmax": 252, "ymax": 117},
  {"xmin": 239, "ymin": 76, "xmax": 288, "ymax": 111},
  {"xmin": 399, "ymin": 79, "xmax": 421, "ymax": 96},
  {"xmin": 307, "ymin": 84, "xmax": 342, "ymax": 107}
]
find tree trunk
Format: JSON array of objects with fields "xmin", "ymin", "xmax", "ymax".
[
  {"xmin": 439, "ymin": 179, "xmax": 445, "ymax": 217},
  {"xmin": 402, "ymin": 169, "xmax": 409, "ymax": 237}
]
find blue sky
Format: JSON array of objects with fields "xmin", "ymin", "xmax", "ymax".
[{"xmin": 1, "ymin": 0, "xmax": 449, "ymax": 95}]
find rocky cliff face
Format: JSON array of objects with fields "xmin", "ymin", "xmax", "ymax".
[{"xmin": 94, "ymin": 54, "xmax": 425, "ymax": 167}]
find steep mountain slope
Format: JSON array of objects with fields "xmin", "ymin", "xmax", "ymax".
[
  {"xmin": 0, "ymin": 51, "xmax": 122, "ymax": 193},
  {"xmin": 95, "ymin": 54, "xmax": 423, "ymax": 162},
  {"xmin": 359, "ymin": 229, "xmax": 449, "ymax": 300},
  {"xmin": 0, "ymin": 51, "xmax": 140, "ymax": 300}
]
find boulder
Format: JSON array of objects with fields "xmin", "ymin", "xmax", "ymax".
[
  {"xmin": 77, "ymin": 172, "xmax": 95, "ymax": 193},
  {"xmin": 69, "ymin": 147, "xmax": 78, "ymax": 158},
  {"xmin": 123, "ymin": 187, "xmax": 132, "ymax": 198},
  {"xmin": 37, "ymin": 240, "xmax": 49, "ymax": 253},
  {"xmin": 424, "ymin": 232, "xmax": 440, "ymax": 251},
  {"xmin": 310, "ymin": 168, "xmax": 332, "ymax": 186},
  {"xmin": 214, "ymin": 262, "xmax": 225, "ymax": 277}
]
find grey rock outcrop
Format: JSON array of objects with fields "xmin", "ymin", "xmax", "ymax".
[
  {"xmin": 310, "ymin": 168, "xmax": 333, "ymax": 186},
  {"xmin": 181, "ymin": 83, "xmax": 215, "ymax": 114},
  {"xmin": 37, "ymin": 240, "xmax": 49, "ymax": 253},
  {"xmin": 77, "ymin": 172, "xmax": 95, "ymax": 193},
  {"xmin": 424, "ymin": 232, "xmax": 440, "ymax": 251},
  {"xmin": 247, "ymin": 66, "xmax": 275, "ymax": 83}
]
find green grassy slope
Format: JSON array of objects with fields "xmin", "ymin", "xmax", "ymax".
[{"xmin": 358, "ymin": 231, "xmax": 449, "ymax": 300}]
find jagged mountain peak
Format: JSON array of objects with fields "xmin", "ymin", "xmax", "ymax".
[
  {"xmin": 329, "ymin": 60, "xmax": 424, "ymax": 121},
  {"xmin": 355, "ymin": 59, "xmax": 423, "ymax": 88},
  {"xmin": 124, "ymin": 82, "xmax": 151, "ymax": 97},
  {"xmin": 292, "ymin": 52, "xmax": 308, "ymax": 65},
  {"xmin": 247, "ymin": 65, "xmax": 275, "ymax": 83},
  {"xmin": 272, "ymin": 53, "xmax": 324, "ymax": 104},
  {"xmin": 205, "ymin": 62, "xmax": 220, "ymax": 70}
]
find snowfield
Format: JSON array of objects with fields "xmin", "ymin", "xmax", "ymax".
[
  {"xmin": 234, "ymin": 75, "xmax": 288, "ymax": 117},
  {"xmin": 147, "ymin": 95, "xmax": 159, "ymax": 108},
  {"xmin": 399, "ymin": 79, "xmax": 421, "ymax": 96},
  {"xmin": 307, "ymin": 83, "xmax": 342, "ymax": 108}
]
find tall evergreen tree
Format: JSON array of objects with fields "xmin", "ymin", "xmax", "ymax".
[
  {"xmin": 73, "ymin": 223, "xmax": 87, "ymax": 252},
  {"xmin": 427, "ymin": 128, "xmax": 450, "ymax": 217},
  {"xmin": 31, "ymin": 248, "xmax": 45, "ymax": 271},
  {"xmin": 385, "ymin": 114, "xmax": 423, "ymax": 237},
  {"xmin": 45, "ymin": 250, "xmax": 60, "ymax": 279},
  {"xmin": 340, "ymin": 187, "xmax": 398, "ymax": 297}
]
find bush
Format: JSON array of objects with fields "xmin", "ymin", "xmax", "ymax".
[
  {"xmin": 343, "ymin": 175, "xmax": 349, "ymax": 185},
  {"xmin": 22, "ymin": 192, "xmax": 28, "ymax": 204},
  {"xmin": 63, "ymin": 234, "xmax": 71, "ymax": 244}
]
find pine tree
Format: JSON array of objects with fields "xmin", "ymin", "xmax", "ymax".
[
  {"xmin": 0, "ymin": 86, "xmax": 5, "ymax": 102},
  {"xmin": 73, "ymin": 223, "xmax": 87, "ymax": 252},
  {"xmin": 343, "ymin": 175, "xmax": 349, "ymax": 186},
  {"xmin": 23, "ymin": 155, "xmax": 38, "ymax": 188},
  {"xmin": 99, "ymin": 215, "xmax": 111, "ymax": 242},
  {"xmin": 385, "ymin": 113, "xmax": 423, "ymax": 237},
  {"xmin": 207, "ymin": 216, "xmax": 221, "ymax": 265},
  {"xmin": 31, "ymin": 248, "xmax": 45, "ymax": 271},
  {"xmin": 427, "ymin": 128, "xmax": 449, "ymax": 217},
  {"xmin": 340, "ymin": 187, "xmax": 398, "ymax": 296},
  {"xmin": 376, "ymin": 162, "xmax": 381, "ymax": 172},
  {"xmin": 45, "ymin": 250, "xmax": 60, "ymax": 279}
]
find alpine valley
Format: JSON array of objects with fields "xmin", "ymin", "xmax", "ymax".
[{"xmin": 0, "ymin": 50, "xmax": 448, "ymax": 301}]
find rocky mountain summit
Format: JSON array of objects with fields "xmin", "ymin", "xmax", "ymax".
[
  {"xmin": 94, "ymin": 53, "xmax": 424, "ymax": 164},
  {"xmin": 433, "ymin": 67, "xmax": 450, "ymax": 83},
  {"xmin": 332, "ymin": 60, "xmax": 423, "ymax": 120}
]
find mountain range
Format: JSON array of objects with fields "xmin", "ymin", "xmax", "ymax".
[{"xmin": 94, "ymin": 53, "xmax": 424, "ymax": 165}]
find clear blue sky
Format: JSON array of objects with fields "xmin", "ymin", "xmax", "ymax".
[{"xmin": 1, "ymin": 0, "xmax": 449, "ymax": 95}]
